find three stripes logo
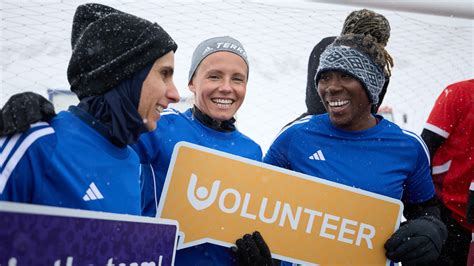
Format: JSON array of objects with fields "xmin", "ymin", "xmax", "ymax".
[
  {"xmin": 83, "ymin": 182, "xmax": 104, "ymax": 201},
  {"xmin": 309, "ymin": 150, "xmax": 325, "ymax": 161}
]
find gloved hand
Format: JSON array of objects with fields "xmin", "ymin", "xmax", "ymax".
[
  {"xmin": 231, "ymin": 231, "xmax": 274, "ymax": 266},
  {"xmin": 384, "ymin": 216, "xmax": 447, "ymax": 265},
  {"xmin": 0, "ymin": 92, "xmax": 56, "ymax": 136}
]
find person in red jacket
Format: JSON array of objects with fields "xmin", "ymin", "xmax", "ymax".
[{"xmin": 421, "ymin": 79, "xmax": 474, "ymax": 266}]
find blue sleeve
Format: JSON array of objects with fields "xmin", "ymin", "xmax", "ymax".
[
  {"xmin": 263, "ymin": 129, "xmax": 292, "ymax": 169},
  {"xmin": 402, "ymin": 136, "xmax": 435, "ymax": 203},
  {"xmin": 134, "ymin": 120, "xmax": 168, "ymax": 216},
  {"xmin": 140, "ymin": 163, "xmax": 158, "ymax": 217},
  {"xmin": 134, "ymin": 131, "xmax": 162, "ymax": 217},
  {"xmin": 0, "ymin": 145, "xmax": 35, "ymax": 202},
  {"xmin": 133, "ymin": 129, "xmax": 162, "ymax": 164},
  {"xmin": 256, "ymin": 146, "xmax": 263, "ymax": 162},
  {"xmin": 0, "ymin": 127, "xmax": 55, "ymax": 203},
  {"xmin": 251, "ymin": 143, "xmax": 263, "ymax": 162}
]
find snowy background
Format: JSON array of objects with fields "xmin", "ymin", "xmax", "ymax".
[{"xmin": 1, "ymin": 1, "xmax": 473, "ymax": 151}]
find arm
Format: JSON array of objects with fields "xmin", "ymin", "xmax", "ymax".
[
  {"xmin": 1, "ymin": 150, "xmax": 36, "ymax": 202},
  {"xmin": 0, "ymin": 92, "xmax": 56, "ymax": 136},
  {"xmin": 1, "ymin": 125, "xmax": 55, "ymax": 202},
  {"xmin": 421, "ymin": 128, "xmax": 445, "ymax": 160},
  {"xmin": 421, "ymin": 84, "xmax": 460, "ymax": 160},
  {"xmin": 139, "ymin": 163, "xmax": 159, "ymax": 217},
  {"xmin": 133, "ymin": 124, "xmax": 166, "ymax": 217},
  {"xmin": 403, "ymin": 195, "xmax": 442, "ymax": 220},
  {"xmin": 384, "ymin": 135, "xmax": 447, "ymax": 264},
  {"xmin": 385, "ymin": 197, "xmax": 447, "ymax": 264}
]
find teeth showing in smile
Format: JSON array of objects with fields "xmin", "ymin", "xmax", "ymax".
[
  {"xmin": 212, "ymin": 98, "xmax": 234, "ymax": 108},
  {"xmin": 155, "ymin": 106, "xmax": 164, "ymax": 113},
  {"xmin": 328, "ymin": 100, "xmax": 349, "ymax": 107}
]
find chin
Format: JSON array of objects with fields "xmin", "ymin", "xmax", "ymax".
[
  {"xmin": 329, "ymin": 116, "xmax": 347, "ymax": 128},
  {"xmin": 145, "ymin": 123, "xmax": 157, "ymax": 131},
  {"xmin": 208, "ymin": 111, "xmax": 231, "ymax": 121}
]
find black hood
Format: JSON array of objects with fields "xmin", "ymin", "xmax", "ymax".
[{"xmin": 305, "ymin": 36, "xmax": 336, "ymax": 115}]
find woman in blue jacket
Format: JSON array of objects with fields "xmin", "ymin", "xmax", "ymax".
[
  {"xmin": 133, "ymin": 36, "xmax": 263, "ymax": 266},
  {"xmin": 0, "ymin": 3, "xmax": 180, "ymax": 215},
  {"xmin": 265, "ymin": 34, "xmax": 447, "ymax": 265}
]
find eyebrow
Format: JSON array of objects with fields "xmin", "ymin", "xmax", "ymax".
[
  {"xmin": 205, "ymin": 69, "xmax": 223, "ymax": 75},
  {"xmin": 205, "ymin": 69, "xmax": 246, "ymax": 77}
]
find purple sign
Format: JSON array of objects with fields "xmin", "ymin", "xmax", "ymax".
[{"xmin": 0, "ymin": 202, "xmax": 178, "ymax": 266}]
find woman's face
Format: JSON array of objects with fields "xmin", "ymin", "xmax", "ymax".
[
  {"xmin": 317, "ymin": 71, "xmax": 374, "ymax": 131},
  {"xmin": 189, "ymin": 51, "xmax": 248, "ymax": 122},
  {"xmin": 138, "ymin": 51, "xmax": 180, "ymax": 131}
]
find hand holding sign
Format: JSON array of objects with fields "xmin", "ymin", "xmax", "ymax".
[
  {"xmin": 232, "ymin": 231, "xmax": 274, "ymax": 266},
  {"xmin": 157, "ymin": 142, "xmax": 403, "ymax": 265}
]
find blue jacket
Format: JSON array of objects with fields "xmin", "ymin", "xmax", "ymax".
[
  {"xmin": 264, "ymin": 113, "xmax": 434, "ymax": 204},
  {"xmin": 0, "ymin": 108, "xmax": 141, "ymax": 215},
  {"xmin": 133, "ymin": 108, "xmax": 262, "ymax": 266}
]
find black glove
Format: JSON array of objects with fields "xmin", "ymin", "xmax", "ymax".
[
  {"xmin": 0, "ymin": 92, "xmax": 56, "ymax": 136},
  {"xmin": 231, "ymin": 231, "xmax": 274, "ymax": 266},
  {"xmin": 384, "ymin": 216, "xmax": 447, "ymax": 265}
]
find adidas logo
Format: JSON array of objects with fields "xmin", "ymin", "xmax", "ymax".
[
  {"xmin": 82, "ymin": 182, "xmax": 104, "ymax": 201},
  {"xmin": 309, "ymin": 150, "xmax": 326, "ymax": 161}
]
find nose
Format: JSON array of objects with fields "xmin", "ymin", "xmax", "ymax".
[
  {"xmin": 218, "ymin": 78, "xmax": 233, "ymax": 93},
  {"xmin": 325, "ymin": 78, "xmax": 343, "ymax": 94},
  {"xmin": 166, "ymin": 80, "xmax": 180, "ymax": 103}
]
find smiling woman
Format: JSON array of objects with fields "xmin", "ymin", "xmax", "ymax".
[
  {"xmin": 189, "ymin": 51, "xmax": 248, "ymax": 122},
  {"xmin": 132, "ymin": 36, "xmax": 263, "ymax": 266},
  {"xmin": 264, "ymin": 33, "xmax": 448, "ymax": 265},
  {"xmin": 315, "ymin": 34, "xmax": 387, "ymax": 131},
  {"xmin": 0, "ymin": 3, "xmax": 179, "ymax": 216},
  {"xmin": 138, "ymin": 52, "xmax": 179, "ymax": 131}
]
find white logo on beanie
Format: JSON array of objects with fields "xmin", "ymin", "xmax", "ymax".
[
  {"xmin": 189, "ymin": 36, "xmax": 249, "ymax": 83},
  {"xmin": 201, "ymin": 42, "xmax": 247, "ymax": 58},
  {"xmin": 217, "ymin": 42, "xmax": 247, "ymax": 58},
  {"xmin": 202, "ymin": 46, "xmax": 213, "ymax": 55}
]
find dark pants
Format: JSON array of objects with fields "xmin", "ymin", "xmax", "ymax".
[{"xmin": 432, "ymin": 206, "xmax": 471, "ymax": 266}]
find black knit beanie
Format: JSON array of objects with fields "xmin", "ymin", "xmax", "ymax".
[{"xmin": 67, "ymin": 3, "xmax": 177, "ymax": 99}]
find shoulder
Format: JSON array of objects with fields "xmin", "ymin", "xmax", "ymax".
[
  {"xmin": 435, "ymin": 79, "xmax": 473, "ymax": 105},
  {"xmin": 382, "ymin": 120, "xmax": 425, "ymax": 145},
  {"xmin": 1, "ymin": 122, "xmax": 56, "ymax": 180},
  {"xmin": 1, "ymin": 122, "xmax": 56, "ymax": 158},
  {"xmin": 445, "ymin": 79, "xmax": 474, "ymax": 105},
  {"xmin": 158, "ymin": 108, "xmax": 181, "ymax": 122},
  {"xmin": 157, "ymin": 108, "xmax": 191, "ymax": 127},
  {"xmin": 234, "ymin": 130, "xmax": 261, "ymax": 149},
  {"xmin": 267, "ymin": 115, "xmax": 316, "ymax": 153},
  {"xmin": 398, "ymin": 126, "xmax": 430, "ymax": 161},
  {"xmin": 276, "ymin": 114, "xmax": 314, "ymax": 139},
  {"xmin": 447, "ymin": 79, "xmax": 474, "ymax": 91},
  {"xmin": 160, "ymin": 107, "xmax": 182, "ymax": 117}
]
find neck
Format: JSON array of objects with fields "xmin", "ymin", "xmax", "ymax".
[
  {"xmin": 354, "ymin": 114, "xmax": 377, "ymax": 131},
  {"xmin": 192, "ymin": 105, "xmax": 236, "ymax": 132}
]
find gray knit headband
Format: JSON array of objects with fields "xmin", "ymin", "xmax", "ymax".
[
  {"xmin": 315, "ymin": 45, "xmax": 385, "ymax": 104},
  {"xmin": 188, "ymin": 36, "xmax": 249, "ymax": 83}
]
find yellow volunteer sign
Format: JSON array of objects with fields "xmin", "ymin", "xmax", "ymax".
[{"xmin": 157, "ymin": 142, "xmax": 402, "ymax": 265}]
